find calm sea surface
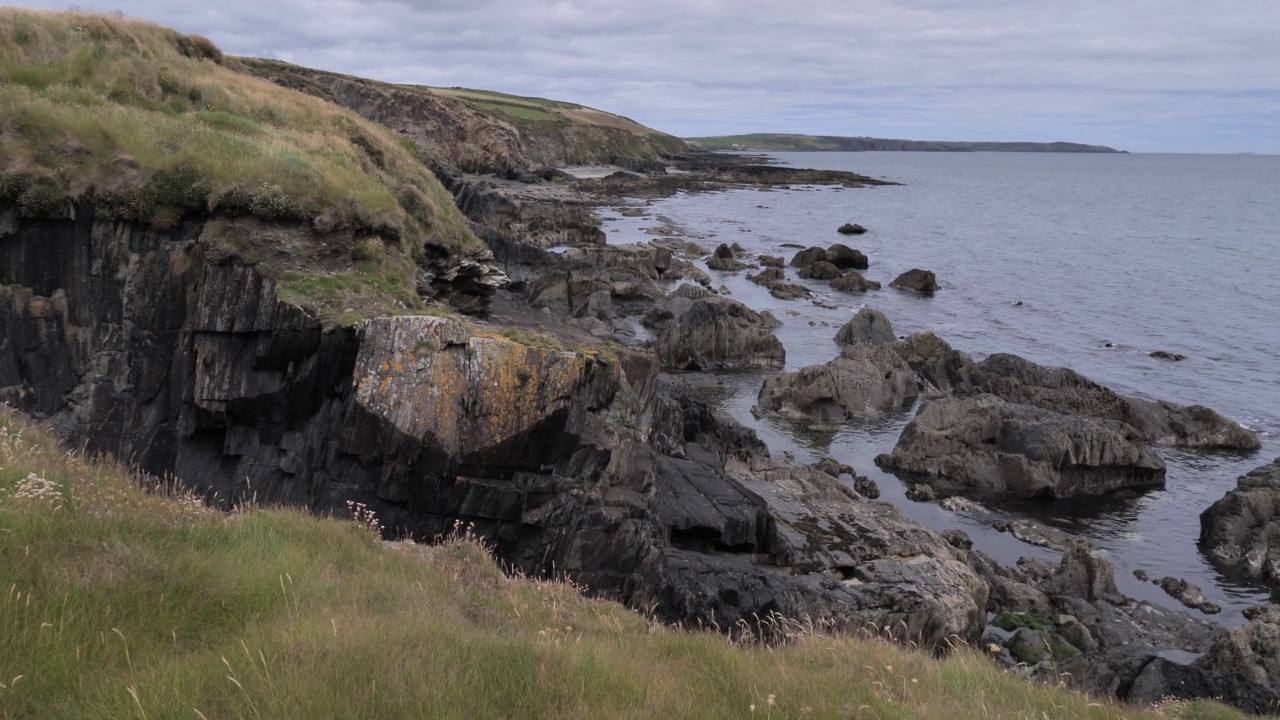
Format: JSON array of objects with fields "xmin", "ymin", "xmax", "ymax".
[{"xmin": 600, "ymin": 151, "xmax": 1280, "ymax": 624}]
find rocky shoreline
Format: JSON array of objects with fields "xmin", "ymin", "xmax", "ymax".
[
  {"xmin": 3, "ymin": 125, "xmax": 1275, "ymax": 714},
  {"xmin": 424, "ymin": 155, "xmax": 1276, "ymax": 711}
]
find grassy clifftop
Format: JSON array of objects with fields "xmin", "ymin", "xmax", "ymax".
[
  {"xmin": 0, "ymin": 406, "xmax": 1247, "ymax": 719},
  {"xmin": 240, "ymin": 57, "xmax": 686, "ymax": 172},
  {"xmin": 0, "ymin": 8, "xmax": 478, "ymax": 253}
]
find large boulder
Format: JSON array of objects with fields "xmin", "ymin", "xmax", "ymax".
[
  {"xmin": 830, "ymin": 270, "xmax": 881, "ymax": 293},
  {"xmin": 746, "ymin": 267, "xmax": 784, "ymax": 286},
  {"xmin": 754, "ymin": 344, "xmax": 918, "ymax": 425},
  {"xmin": 875, "ymin": 393, "xmax": 1167, "ymax": 499},
  {"xmin": 797, "ymin": 260, "xmax": 841, "ymax": 280},
  {"xmin": 834, "ymin": 307, "xmax": 896, "ymax": 346},
  {"xmin": 789, "ymin": 246, "xmax": 827, "ymax": 268},
  {"xmin": 643, "ymin": 285, "xmax": 784, "ymax": 371},
  {"xmin": 826, "ymin": 243, "xmax": 869, "ymax": 270},
  {"xmin": 768, "ymin": 282, "xmax": 812, "ymax": 301},
  {"xmin": 1200, "ymin": 459, "xmax": 1280, "ymax": 585},
  {"xmin": 890, "ymin": 268, "xmax": 939, "ymax": 292},
  {"xmin": 974, "ymin": 353, "xmax": 1261, "ymax": 450},
  {"xmin": 891, "ymin": 331, "xmax": 976, "ymax": 393}
]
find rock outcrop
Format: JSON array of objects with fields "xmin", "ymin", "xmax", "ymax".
[
  {"xmin": 706, "ymin": 243, "xmax": 748, "ymax": 272},
  {"xmin": 875, "ymin": 394, "xmax": 1167, "ymax": 498},
  {"xmin": 825, "ymin": 243, "xmax": 869, "ymax": 270},
  {"xmin": 834, "ymin": 307, "xmax": 896, "ymax": 346},
  {"xmin": 1, "ymin": 206, "xmax": 995, "ymax": 651},
  {"xmin": 830, "ymin": 270, "xmax": 881, "ymax": 293},
  {"xmin": 891, "ymin": 331, "xmax": 976, "ymax": 394},
  {"xmin": 643, "ymin": 285, "xmax": 785, "ymax": 371},
  {"xmin": 890, "ymin": 268, "xmax": 939, "ymax": 292},
  {"xmin": 1200, "ymin": 459, "xmax": 1280, "ymax": 586},
  {"xmin": 973, "ymin": 353, "xmax": 1261, "ymax": 450},
  {"xmin": 754, "ymin": 344, "xmax": 918, "ymax": 425}
]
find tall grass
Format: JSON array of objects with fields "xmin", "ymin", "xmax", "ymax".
[
  {"xmin": 0, "ymin": 8, "xmax": 477, "ymax": 257},
  {"xmin": 0, "ymin": 406, "xmax": 1256, "ymax": 719}
]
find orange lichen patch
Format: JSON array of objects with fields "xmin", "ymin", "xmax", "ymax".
[{"xmin": 352, "ymin": 317, "xmax": 592, "ymax": 455}]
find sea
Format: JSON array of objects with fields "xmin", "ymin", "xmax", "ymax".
[{"xmin": 596, "ymin": 151, "xmax": 1280, "ymax": 625}]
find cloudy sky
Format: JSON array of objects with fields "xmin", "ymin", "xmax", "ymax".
[{"xmin": 25, "ymin": 0, "xmax": 1280, "ymax": 152}]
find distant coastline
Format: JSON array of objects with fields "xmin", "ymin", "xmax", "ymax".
[{"xmin": 686, "ymin": 133, "xmax": 1125, "ymax": 153}]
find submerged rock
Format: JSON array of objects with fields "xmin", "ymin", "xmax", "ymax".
[
  {"xmin": 890, "ymin": 268, "xmax": 939, "ymax": 293},
  {"xmin": 798, "ymin": 260, "xmax": 841, "ymax": 280},
  {"xmin": 1200, "ymin": 458, "xmax": 1280, "ymax": 586},
  {"xmin": 789, "ymin": 246, "xmax": 827, "ymax": 268},
  {"xmin": 1156, "ymin": 577, "xmax": 1222, "ymax": 614},
  {"xmin": 767, "ymin": 282, "xmax": 812, "ymax": 301},
  {"xmin": 706, "ymin": 243, "xmax": 748, "ymax": 272},
  {"xmin": 754, "ymin": 344, "xmax": 919, "ymax": 425},
  {"xmin": 1150, "ymin": 351, "xmax": 1187, "ymax": 361},
  {"xmin": 875, "ymin": 393, "xmax": 1166, "ymax": 499},
  {"xmin": 830, "ymin": 270, "xmax": 881, "ymax": 293},
  {"xmin": 826, "ymin": 243, "xmax": 869, "ymax": 269}
]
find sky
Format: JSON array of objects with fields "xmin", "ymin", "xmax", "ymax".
[{"xmin": 21, "ymin": 0, "xmax": 1280, "ymax": 153}]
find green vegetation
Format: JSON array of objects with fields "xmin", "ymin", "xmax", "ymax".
[
  {"xmin": 992, "ymin": 612, "xmax": 1054, "ymax": 633},
  {"xmin": 0, "ymin": 8, "xmax": 482, "ymax": 319},
  {"xmin": 0, "ymin": 406, "xmax": 1253, "ymax": 719}
]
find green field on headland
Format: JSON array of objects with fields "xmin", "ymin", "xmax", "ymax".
[
  {"xmin": 686, "ymin": 133, "xmax": 1123, "ymax": 153},
  {"xmin": 0, "ymin": 406, "xmax": 1249, "ymax": 720}
]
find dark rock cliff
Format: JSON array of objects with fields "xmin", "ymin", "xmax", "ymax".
[{"xmin": 1, "ymin": 202, "xmax": 988, "ymax": 648}]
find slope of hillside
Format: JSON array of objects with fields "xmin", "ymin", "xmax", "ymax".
[
  {"xmin": 240, "ymin": 58, "xmax": 687, "ymax": 174},
  {"xmin": 0, "ymin": 406, "xmax": 1246, "ymax": 720},
  {"xmin": 687, "ymin": 133, "xmax": 1123, "ymax": 153},
  {"xmin": 0, "ymin": 8, "xmax": 493, "ymax": 320}
]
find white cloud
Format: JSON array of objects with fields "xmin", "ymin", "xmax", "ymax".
[{"xmin": 17, "ymin": 0, "xmax": 1280, "ymax": 151}]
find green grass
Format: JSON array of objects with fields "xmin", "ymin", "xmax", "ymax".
[
  {"xmin": 469, "ymin": 99, "xmax": 564, "ymax": 122},
  {"xmin": 0, "ymin": 8, "xmax": 481, "ymax": 319},
  {"xmin": 0, "ymin": 407, "xmax": 1256, "ymax": 719}
]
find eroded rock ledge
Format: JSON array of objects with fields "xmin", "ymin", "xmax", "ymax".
[{"xmin": 0, "ymin": 208, "xmax": 985, "ymax": 650}]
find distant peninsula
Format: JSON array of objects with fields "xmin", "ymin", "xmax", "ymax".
[{"xmin": 686, "ymin": 133, "xmax": 1124, "ymax": 153}]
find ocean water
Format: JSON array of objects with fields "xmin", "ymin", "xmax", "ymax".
[{"xmin": 599, "ymin": 151, "xmax": 1280, "ymax": 624}]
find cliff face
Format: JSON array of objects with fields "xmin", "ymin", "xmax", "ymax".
[
  {"xmin": 0, "ymin": 203, "xmax": 987, "ymax": 646},
  {"xmin": 240, "ymin": 59, "xmax": 686, "ymax": 174}
]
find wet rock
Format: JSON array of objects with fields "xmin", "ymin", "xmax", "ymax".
[
  {"xmin": 834, "ymin": 307, "xmax": 896, "ymax": 346},
  {"xmin": 837, "ymin": 222, "xmax": 867, "ymax": 235},
  {"xmin": 973, "ymin": 353, "xmax": 1261, "ymax": 450},
  {"xmin": 853, "ymin": 474, "xmax": 881, "ymax": 499},
  {"xmin": 1134, "ymin": 569, "xmax": 1150, "ymax": 582},
  {"xmin": 876, "ymin": 393, "xmax": 1166, "ymax": 499},
  {"xmin": 830, "ymin": 270, "xmax": 881, "ymax": 293},
  {"xmin": 643, "ymin": 285, "xmax": 785, "ymax": 371},
  {"xmin": 814, "ymin": 457, "xmax": 854, "ymax": 478},
  {"xmin": 992, "ymin": 519, "xmax": 1071, "ymax": 552},
  {"xmin": 1156, "ymin": 577, "xmax": 1222, "ymax": 614},
  {"xmin": 1046, "ymin": 543, "xmax": 1124, "ymax": 604},
  {"xmin": 789, "ymin": 246, "xmax": 827, "ymax": 268},
  {"xmin": 906, "ymin": 483, "xmax": 937, "ymax": 501},
  {"xmin": 746, "ymin": 267, "xmax": 785, "ymax": 286},
  {"xmin": 1201, "ymin": 459, "xmax": 1280, "ymax": 587},
  {"xmin": 758, "ymin": 254, "xmax": 784, "ymax": 268},
  {"xmin": 1150, "ymin": 351, "xmax": 1186, "ymax": 361},
  {"xmin": 754, "ymin": 344, "xmax": 919, "ymax": 425},
  {"xmin": 768, "ymin": 282, "xmax": 812, "ymax": 301},
  {"xmin": 891, "ymin": 331, "xmax": 976, "ymax": 394},
  {"xmin": 890, "ymin": 268, "xmax": 939, "ymax": 293},
  {"xmin": 798, "ymin": 260, "xmax": 841, "ymax": 280},
  {"xmin": 942, "ymin": 529, "xmax": 973, "ymax": 550},
  {"xmin": 826, "ymin": 243, "xmax": 869, "ymax": 270},
  {"xmin": 706, "ymin": 243, "xmax": 748, "ymax": 272}
]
